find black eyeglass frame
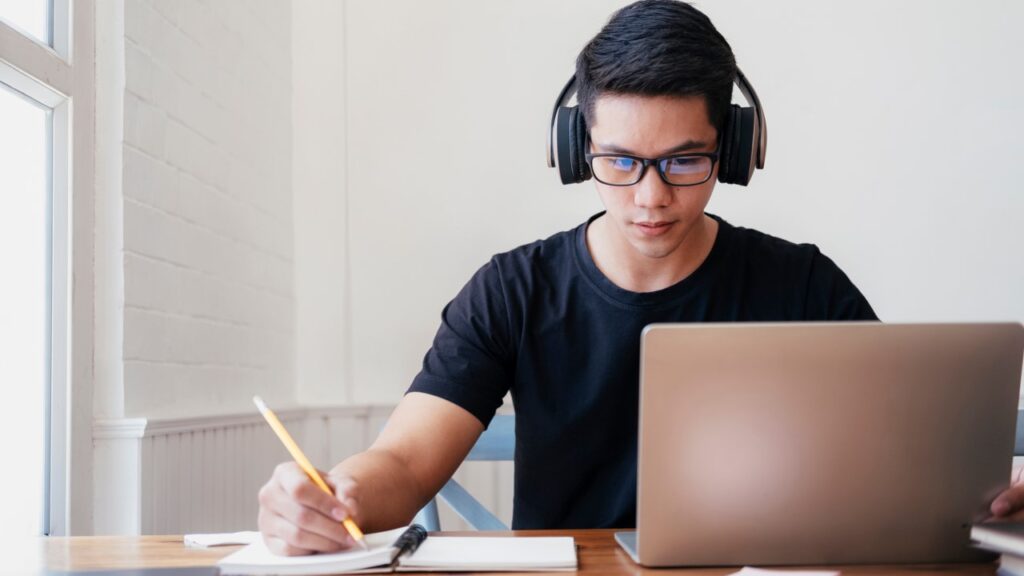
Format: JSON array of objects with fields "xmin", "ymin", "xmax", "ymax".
[{"xmin": 583, "ymin": 144, "xmax": 720, "ymax": 187}]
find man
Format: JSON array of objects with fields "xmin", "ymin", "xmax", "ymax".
[{"xmin": 257, "ymin": 0, "xmax": 1022, "ymax": 555}]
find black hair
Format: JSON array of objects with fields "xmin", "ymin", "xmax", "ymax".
[{"xmin": 575, "ymin": 0, "xmax": 737, "ymax": 138}]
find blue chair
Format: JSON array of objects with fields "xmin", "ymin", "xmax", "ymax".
[
  {"xmin": 413, "ymin": 414, "xmax": 514, "ymax": 531},
  {"xmin": 1015, "ymin": 409, "xmax": 1024, "ymax": 456}
]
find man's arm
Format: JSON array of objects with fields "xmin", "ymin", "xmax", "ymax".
[
  {"xmin": 257, "ymin": 392, "xmax": 483, "ymax": 555},
  {"xmin": 331, "ymin": 392, "xmax": 485, "ymax": 530}
]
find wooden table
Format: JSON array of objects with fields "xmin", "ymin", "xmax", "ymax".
[{"xmin": 30, "ymin": 530, "xmax": 998, "ymax": 575}]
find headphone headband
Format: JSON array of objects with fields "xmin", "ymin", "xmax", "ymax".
[
  {"xmin": 546, "ymin": 75, "xmax": 578, "ymax": 168},
  {"xmin": 734, "ymin": 69, "xmax": 766, "ymax": 170}
]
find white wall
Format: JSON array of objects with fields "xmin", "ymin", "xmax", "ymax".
[
  {"xmin": 701, "ymin": 1, "xmax": 1024, "ymax": 325},
  {"xmin": 342, "ymin": 0, "xmax": 1024, "ymax": 404},
  {"xmin": 345, "ymin": 0, "xmax": 619, "ymax": 403},
  {"xmin": 293, "ymin": 0, "xmax": 350, "ymax": 406},
  {"xmin": 116, "ymin": 0, "xmax": 295, "ymax": 419}
]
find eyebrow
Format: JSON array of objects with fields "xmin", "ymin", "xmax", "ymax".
[{"xmin": 593, "ymin": 139, "xmax": 711, "ymax": 156}]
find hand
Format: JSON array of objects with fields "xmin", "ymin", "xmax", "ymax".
[
  {"xmin": 990, "ymin": 465, "xmax": 1024, "ymax": 521},
  {"xmin": 257, "ymin": 462, "xmax": 363, "ymax": 556}
]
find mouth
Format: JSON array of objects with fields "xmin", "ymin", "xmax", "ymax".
[{"xmin": 634, "ymin": 221, "xmax": 674, "ymax": 237}]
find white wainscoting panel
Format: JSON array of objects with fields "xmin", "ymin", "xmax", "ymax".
[{"xmin": 94, "ymin": 405, "xmax": 395, "ymax": 535}]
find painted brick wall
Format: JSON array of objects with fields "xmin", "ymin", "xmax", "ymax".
[{"xmin": 120, "ymin": 0, "xmax": 294, "ymax": 418}]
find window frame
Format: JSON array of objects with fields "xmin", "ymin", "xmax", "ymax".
[{"xmin": 0, "ymin": 0, "xmax": 95, "ymax": 536}]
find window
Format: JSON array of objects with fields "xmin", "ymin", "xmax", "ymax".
[
  {"xmin": 0, "ymin": 0, "xmax": 88, "ymax": 536},
  {"xmin": 0, "ymin": 0, "xmax": 50, "ymax": 45},
  {"xmin": 0, "ymin": 83, "xmax": 50, "ymax": 538}
]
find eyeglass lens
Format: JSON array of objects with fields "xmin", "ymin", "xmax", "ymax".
[{"xmin": 590, "ymin": 155, "xmax": 712, "ymax": 186}]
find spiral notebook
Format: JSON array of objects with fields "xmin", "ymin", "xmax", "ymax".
[{"xmin": 217, "ymin": 525, "xmax": 578, "ymax": 575}]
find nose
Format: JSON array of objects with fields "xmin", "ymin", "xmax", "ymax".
[{"xmin": 632, "ymin": 164, "xmax": 673, "ymax": 208}]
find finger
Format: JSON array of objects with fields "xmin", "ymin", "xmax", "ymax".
[
  {"xmin": 259, "ymin": 508, "xmax": 314, "ymax": 556},
  {"xmin": 276, "ymin": 462, "xmax": 347, "ymax": 519},
  {"xmin": 991, "ymin": 483, "xmax": 1024, "ymax": 517},
  {"xmin": 265, "ymin": 482, "xmax": 354, "ymax": 546},
  {"xmin": 263, "ymin": 508, "xmax": 348, "ymax": 553},
  {"xmin": 264, "ymin": 534, "xmax": 312, "ymax": 557}
]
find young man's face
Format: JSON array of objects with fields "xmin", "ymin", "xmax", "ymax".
[{"xmin": 588, "ymin": 94, "xmax": 719, "ymax": 261}]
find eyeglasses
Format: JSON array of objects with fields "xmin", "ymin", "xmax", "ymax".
[{"xmin": 583, "ymin": 147, "xmax": 719, "ymax": 187}]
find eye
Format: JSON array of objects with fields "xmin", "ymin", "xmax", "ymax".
[
  {"xmin": 666, "ymin": 156, "xmax": 703, "ymax": 174},
  {"xmin": 610, "ymin": 157, "xmax": 637, "ymax": 172}
]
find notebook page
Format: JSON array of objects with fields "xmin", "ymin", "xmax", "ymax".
[
  {"xmin": 398, "ymin": 536, "xmax": 577, "ymax": 571},
  {"xmin": 218, "ymin": 526, "xmax": 408, "ymax": 576},
  {"xmin": 729, "ymin": 568, "xmax": 840, "ymax": 576}
]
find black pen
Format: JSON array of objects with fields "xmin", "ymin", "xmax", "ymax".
[{"xmin": 393, "ymin": 524, "xmax": 428, "ymax": 559}]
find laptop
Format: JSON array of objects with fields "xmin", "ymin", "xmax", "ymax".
[{"xmin": 615, "ymin": 322, "xmax": 1024, "ymax": 566}]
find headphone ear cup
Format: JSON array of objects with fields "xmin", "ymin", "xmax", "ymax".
[
  {"xmin": 572, "ymin": 107, "xmax": 591, "ymax": 182},
  {"xmin": 564, "ymin": 106, "xmax": 591, "ymax": 183},
  {"xmin": 733, "ymin": 106, "xmax": 756, "ymax": 186},
  {"xmin": 718, "ymin": 104, "xmax": 757, "ymax": 186},
  {"xmin": 554, "ymin": 106, "xmax": 576, "ymax": 185},
  {"xmin": 718, "ymin": 105, "xmax": 740, "ymax": 184},
  {"xmin": 555, "ymin": 105, "xmax": 589, "ymax": 185}
]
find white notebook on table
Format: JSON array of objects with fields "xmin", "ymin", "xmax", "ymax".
[{"xmin": 217, "ymin": 525, "xmax": 578, "ymax": 575}]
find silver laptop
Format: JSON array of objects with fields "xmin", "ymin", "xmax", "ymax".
[{"xmin": 616, "ymin": 322, "xmax": 1024, "ymax": 566}]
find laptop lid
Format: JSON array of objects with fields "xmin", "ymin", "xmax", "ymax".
[{"xmin": 634, "ymin": 322, "xmax": 1023, "ymax": 566}]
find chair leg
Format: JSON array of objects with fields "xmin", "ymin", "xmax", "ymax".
[{"xmin": 438, "ymin": 479, "xmax": 508, "ymax": 531}]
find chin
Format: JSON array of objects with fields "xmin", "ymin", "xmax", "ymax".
[{"xmin": 628, "ymin": 237, "xmax": 684, "ymax": 260}]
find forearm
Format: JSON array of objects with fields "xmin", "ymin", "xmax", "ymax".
[{"xmin": 329, "ymin": 447, "xmax": 431, "ymax": 533}]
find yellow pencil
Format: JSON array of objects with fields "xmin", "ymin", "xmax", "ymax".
[{"xmin": 253, "ymin": 396, "xmax": 369, "ymax": 550}]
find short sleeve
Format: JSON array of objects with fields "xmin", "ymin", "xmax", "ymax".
[
  {"xmin": 803, "ymin": 249, "xmax": 879, "ymax": 321},
  {"xmin": 406, "ymin": 258, "xmax": 515, "ymax": 428}
]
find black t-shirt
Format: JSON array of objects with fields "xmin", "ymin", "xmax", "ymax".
[{"xmin": 407, "ymin": 212, "xmax": 877, "ymax": 529}]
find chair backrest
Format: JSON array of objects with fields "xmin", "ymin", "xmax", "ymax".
[
  {"xmin": 464, "ymin": 413, "xmax": 515, "ymax": 461},
  {"xmin": 1016, "ymin": 409, "xmax": 1024, "ymax": 456},
  {"xmin": 414, "ymin": 414, "xmax": 514, "ymax": 531}
]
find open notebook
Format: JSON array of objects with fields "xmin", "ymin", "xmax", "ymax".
[{"xmin": 217, "ymin": 525, "xmax": 578, "ymax": 575}]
